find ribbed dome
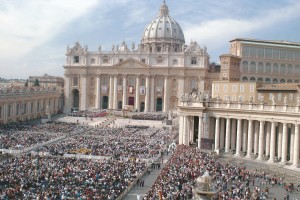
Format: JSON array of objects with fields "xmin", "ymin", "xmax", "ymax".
[{"xmin": 141, "ymin": 1, "xmax": 185, "ymax": 46}]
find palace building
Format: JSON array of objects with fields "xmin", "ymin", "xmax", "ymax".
[{"xmin": 63, "ymin": 1, "xmax": 210, "ymax": 113}]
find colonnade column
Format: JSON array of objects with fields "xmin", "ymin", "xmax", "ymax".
[
  {"xmin": 198, "ymin": 116, "xmax": 203, "ymax": 149},
  {"xmin": 225, "ymin": 118, "xmax": 231, "ymax": 153},
  {"xmin": 254, "ymin": 121, "xmax": 259, "ymax": 155},
  {"xmin": 122, "ymin": 75, "xmax": 127, "ymax": 107},
  {"xmin": 242, "ymin": 120, "xmax": 248, "ymax": 152},
  {"xmin": 108, "ymin": 75, "xmax": 114, "ymax": 109},
  {"xmin": 281, "ymin": 123, "xmax": 288, "ymax": 164},
  {"xmin": 214, "ymin": 117, "xmax": 220, "ymax": 152},
  {"xmin": 135, "ymin": 75, "xmax": 140, "ymax": 111},
  {"xmin": 235, "ymin": 118, "xmax": 242, "ymax": 156},
  {"xmin": 163, "ymin": 76, "xmax": 169, "ymax": 112},
  {"xmin": 144, "ymin": 75, "xmax": 150, "ymax": 112},
  {"xmin": 95, "ymin": 76, "xmax": 101, "ymax": 109},
  {"xmin": 290, "ymin": 125, "xmax": 295, "ymax": 162},
  {"xmin": 278, "ymin": 123, "xmax": 283, "ymax": 160},
  {"xmin": 220, "ymin": 119, "xmax": 225, "ymax": 149},
  {"xmin": 293, "ymin": 124, "xmax": 299, "ymax": 167},
  {"xmin": 150, "ymin": 76, "xmax": 155, "ymax": 112},
  {"xmin": 246, "ymin": 120, "xmax": 253, "ymax": 158},
  {"xmin": 269, "ymin": 121, "xmax": 276, "ymax": 162},
  {"xmin": 231, "ymin": 119, "xmax": 237, "ymax": 150},
  {"xmin": 113, "ymin": 75, "xmax": 118, "ymax": 110},
  {"xmin": 80, "ymin": 74, "xmax": 87, "ymax": 111},
  {"xmin": 266, "ymin": 122, "xmax": 271, "ymax": 156},
  {"xmin": 257, "ymin": 121, "xmax": 265, "ymax": 160}
]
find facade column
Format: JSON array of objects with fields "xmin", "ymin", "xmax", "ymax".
[
  {"xmin": 266, "ymin": 122, "xmax": 271, "ymax": 156},
  {"xmin": 281, "ymin": 123, "xmax": 288, "ymax": 164},
  {"xmin": 242, "ymin": 120, "xmax": 248, "ymax": 152},
  {"xmin": 231, "ymin": 119, "xmax": 237, "ymax": 150},
  {"xmin": 278, "ymin": 123, "xmax": 283, "ymax": 160},
  {"xmin": 144, "ymin": 75, "xmax": 150, "ymax": 112},
  {"xmin": 254, "ymin": 121, "xmax": 259, "ymax": 155},
  {"xmin": 198, "ymin": 116, "xmax": 203, "ymax": 149},
  {"xmin": 293, "ymin": 123, "xmax": 299, "ymax": 167},
  {"xmin": 135, "ymin": 75, "xmax": 140, "ymax": 111},
  {"xmin": 108, "ymin": 75, "xmax": 114, "ymax": 109},
  {"xmin": 214, "ymin": 117, "xmax": 220, "ymax": 152},
  {"xmin": 269, "ymin": 121, "xmax": 276, "ymax": 162},
  {"xmin": 220, "ymin": 118, "xmax": 225, "ymax": 149},
  {"xmin": 246, "ymin": 120, "xmax": 253, "ymax": 158},
  {"xmin": 113, "ymin": 75, "xmax": 118, "ymax": 110},
  {"xmin": 163, "ymin": 76, "xmax": 169, "ymax": 112},
  {"xmin": 150, "ymin": 76, "xmax": 155, "ymax": 112},
  {"xmin": 290, "ymin": 125, "xmax": 295, "ymax": 162},
  {"xmin": 63, "ymin": 74, "xmax": 71, "ymax": 112},
  {"xmin": 122, "ymin": 75, "xmax": 127, "ymax": 107},
  {"xmin": 225, "ymin": 118, "xmax": 231, "ymax": 153},
  {"xmin": 235, "ymin": 118, "xmax": 242, "ymax": 156},
  {"xmin": 80, "ymin": 74, "xmax": 87, "ymax": 111},
  {"xmin": 257, "ymin": 121, "xmax": 265, "ymax": 160},
  {"xmin": 95, "ymin": 76, "xmax": 101, "ymax": 109}
]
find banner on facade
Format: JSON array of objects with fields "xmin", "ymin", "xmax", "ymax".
[
  {"xmin": 101, "ymin": 86, "xmax": 108, "ymax": 94},
  {"xmin": 128, "ymin": 86, "xmax": 134, "ymax": 94},
  {"xmin": 140, "ymin": 86, "xmax": 145, "ymax": 95}
]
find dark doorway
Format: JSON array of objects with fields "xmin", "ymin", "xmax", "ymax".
[
  {"xmin": 156, "ymin": 98, "xmax": 163, "ymax": 111},
  {"xmin": 118, "ymin": 101, "xmax": 122, "ymax": 110},
  {"xmin": 194, "ymin": 116, "xmax": 199, "ymax": 143},
  {"xmin": 102, "ymin": 96, "xmax": 108, "ymax": 109},
  {"xmin": 140, "ymin": 102, "xmax": 145, "ymax": 112},
  {"xmin": 72, "ymin": 89, "xmax": 79, "ymax": 108},
  {"xmin": 128, "ymin": 97, "xmax": 134, "ymax": 106}
]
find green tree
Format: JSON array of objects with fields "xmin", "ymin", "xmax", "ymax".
[{"xmin": 33, "ymin": 79, "xmax": 40, "ymax": 86}]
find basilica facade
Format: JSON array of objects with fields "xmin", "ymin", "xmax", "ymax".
[{"xmin": 63, "ymin": 1, "xmax": 210, "ymax": 113}]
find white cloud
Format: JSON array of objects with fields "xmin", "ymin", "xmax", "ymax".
[
  {"xmin": 184, "ymin": 2, "xmax": 300, "ymax": 50},
  {"xmin": 0, "ymin": 0, "xmax": 99, "ymax": 59}
]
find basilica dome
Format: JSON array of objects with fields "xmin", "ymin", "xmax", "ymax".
[{"xmin": 141, "ymin": 1, "xmax": 185, "ymax": 46}]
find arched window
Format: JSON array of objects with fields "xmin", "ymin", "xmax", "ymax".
[
  {"xmin": 242, "ymin": 61, "xmax": 248, "ymax": 72},
  {"xmin": 273, "ymin": 63, "xmax": 278, "ymax": 74},
  {"xmin": 250, "ymin": 62, "xmax": 256, "ymax": 73},
  {"xmin": 287, "ymin": 79, "xmax": 293, "ymax": 83},
  {"xmin": 258, "ymin": 62, "xmax": 264, "ymax": 73},
  {"xmin": 295, "ymin": 80, "xmax": 299, "ymax": 83},
  {"xmin": 242, "ymin": 77, "xmax": 248, "ymax": 81},
  {"xmin": 280, "ymin": 64, "xmax": 286, "ymax": 75},
  {"xmin": 141, "ymin": 78, "xmax": 145, "ymax": 86},
  {"xmin": 265, "ymin": 63, "xmax": 271, "ymax": 73},
  {"xmin": 273, "ymin": 79, "xmax": 278, "ymax": 83},
  {"xmin": 190, "ymin": 79, "xmax": 197, "ymax": 89},
  {"xmin": 280, "ymin": 79, "xmax": 286, "ymax": 83},
  {"xmin": 73, "ymin": 77, "xmax": 79, "ymax": 86},
  {"xmin": 287, "ymin": 64, "xmax": 293, "ymax": 75},
  {"xmin": 250, "ymin": 77, "xmax": 256, "ymax": 82},
  {"xmin": 265, "ymin": 78, "xmax": 271, "ymax": 83},
  {"xmin": 257, "ymin": 78, "xmax": 263, "ymax": 83}
]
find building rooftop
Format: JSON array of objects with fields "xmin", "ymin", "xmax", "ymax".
[
  {"xmin": 230, "ymin": 38, "xmax": 300, "ymax": 47},
  {"xmin": 257, "ymin": 83, "xmax": 299, "ymax": 91}
]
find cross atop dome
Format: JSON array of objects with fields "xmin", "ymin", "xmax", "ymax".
[{"xmin": 159, "ymin": 0, "xmax": 169, "ymax": 16}]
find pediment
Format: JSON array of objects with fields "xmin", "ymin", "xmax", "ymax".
[{"xmin": 114, "ymin": 58, "xmax": 149, "ymax": 69}]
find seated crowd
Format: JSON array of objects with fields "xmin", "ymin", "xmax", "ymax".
[
  {"xmin": 132, "ymin": 113, "xmax": 167, "ymax": 121},
  {"xmin": 0, "ymin": 122, "xmax": 89, "ymax": 150},
  {"xmin": 0, "ymin": 155, "xmax": 146, "ymax": 199},
  {"xmin": 144, "ymin": 145, "xmax": 294, "ymax": 200}
]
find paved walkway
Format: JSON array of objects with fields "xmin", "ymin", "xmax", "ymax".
[{"xmin": 123, "ymin": 153, "xmax": 172, "ymax": 200}]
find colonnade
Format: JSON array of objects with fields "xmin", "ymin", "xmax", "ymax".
[{"xmin": 179, "ymin": 114, "xmax": 300, "ymax": 168}]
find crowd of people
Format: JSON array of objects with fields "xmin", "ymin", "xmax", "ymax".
[
  {"xmin": 132, "ymin": 113, "xmax": 167, "ymax": 121},
  {"xmin": 0, "ymin": 122, "xmax": 89, "ymax": 150},
  {"xmin": 35, "ymin": 127, "xmax": 173, "ymax": 160},
  {"xmin": 144, "ymin": 145, "xmax": 297, "ymax": 200},
  {"xmin": 0, "ymin": 155, "xmax": 147, "ymax": 199}
]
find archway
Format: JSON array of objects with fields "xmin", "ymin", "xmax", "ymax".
[
  {"xmin": 118, "ymin": 101, "xmax": 122, "ymax": 110},
  {"xmin": 128, "ymin": 97, "xmax": 134, "ymax": 106},
  {"xmin": 102, "ymin": 96, "xmax": 108, "ymax": 109},
  {"xmin": 194, "ymin": 116, "xmax": 199, "ymax": 144},
  {"xmin": 72, "ymin": 89, "xmax": 79, "ymax": 108},
  {"xmin": 140, "ymin": 102, "xmax": 145, "ymax": 112},
  {"xmin": 156, "ymin": 98, "xmax": 163, "ymax": 112}
]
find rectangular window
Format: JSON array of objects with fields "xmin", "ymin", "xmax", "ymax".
[
  {"xmin": 295, "ymin": 51, "xmax": 300, "ymax": 60},
  {"xmin": 287, "ymin": 50, "xmax": 293, "ymax": 60},
  {"xmin": 73, "ymin": 56, "xmax": 80, "ymax": 63},
  {"xmin": 141, "ymin": 59, "xmax": 146, "ymax": 63},
  {"xmin": 242, "ymin": 46, "xmax": 250, "ymax": 57},
  {"xmin": 103, "ymin": 58, "xmax": 109, "ymax": 63},
  {"xmin": 250, "ymin": 85, "xmax": 254, "ymax": 92},
  {"xmin": 240, "ymin": 85, "xmax": 244, "ymax": 92},
  {"xmin": 265, "ymin": 48, "xmax": 272, "ymax": 59},
  {"xmin": 90, "ymin": 58, "xmax": 95, "ymax": 64},
  {"xmin": 191, "ymin": 57, "xmax": 197, "ymax": 64},
  {"xmin": 157, "ymin": 58, "xmax": 163, "ymax": 64},
  {"xmin": 280, "ymin": 50, "xmax": 286, "ymax": 60},
  {"xmin": 289, "ymin": 93, "xmax": 294, "ymax": 101},
  {"xmin": 257, "ymin": 47, "xmax": 264, "ymax": 58},
  {"xmin": 223, "ymin": 85, "xmax": 228, "ymax": 92},
  {"xmin": 250, "ymin": 46, "xmax": 256, "ymax": 57},
  {"xmin": 119, "ymin": 59, "xmax": 123, "ymax": 63},
  {"xmin": 215, "ymin": 84, "xmax": 219, "ymax": 92},
  {"xmin": 232, "ymin": 85, "xmax": 237, "ymax": 93},
  {"xmin": 173, "ymin": 59, "xmax": 178, "ymax": 65},
  {"xmin": 273, "ymin": 49, "xmax": 279, "ymax": 59},
  {"xmin": 269, "ymin": 93, "xmax": 273, "ymax": 100}
]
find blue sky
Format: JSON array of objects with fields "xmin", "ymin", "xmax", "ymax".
[{"xmin": 0, "ymin": 0, "xmax": 299, "ymax": 79}]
